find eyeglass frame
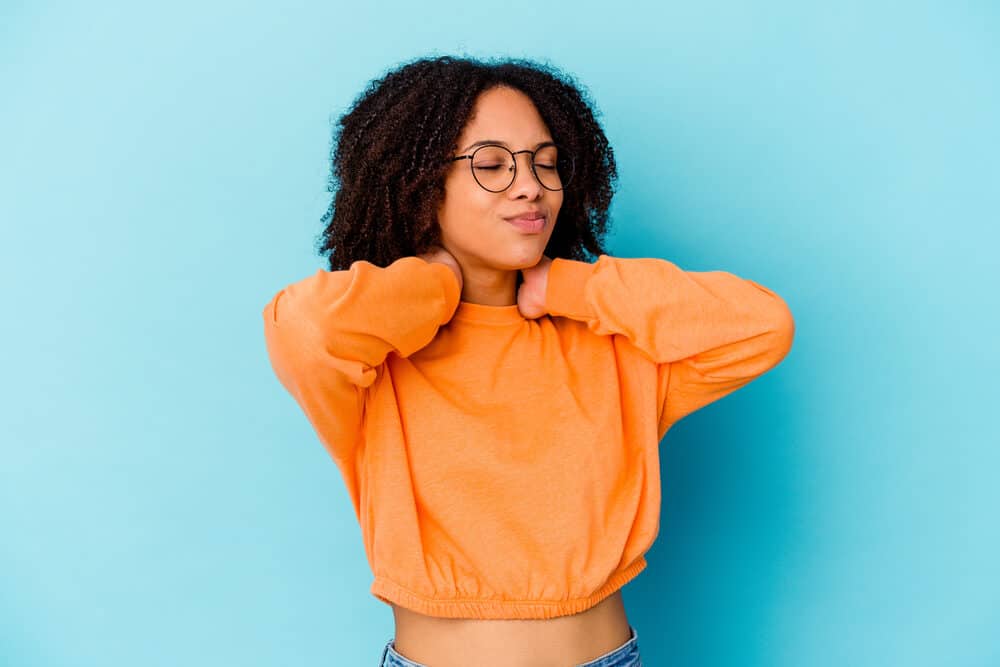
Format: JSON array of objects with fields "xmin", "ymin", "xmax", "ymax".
[{"xmin": 447, "ymin": 142, "xmax": 575, "ymax": 192}]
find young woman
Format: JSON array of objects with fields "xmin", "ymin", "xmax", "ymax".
[{"xmin": 262, "ymin": 55, "xmax": 795, "ymax": 667}]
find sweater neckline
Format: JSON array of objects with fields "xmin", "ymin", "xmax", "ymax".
[{"xmin": 452, "ymin": 300, "xmax": 526, "ymax": 324}]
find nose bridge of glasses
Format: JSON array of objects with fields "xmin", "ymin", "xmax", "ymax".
[{"xmin": 508, "ymin": 149, "xmax": 544, "ymax": 185}]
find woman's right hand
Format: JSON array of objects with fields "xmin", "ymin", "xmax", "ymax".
[{"xmin": 418, "ymin": 244, "xmax": 463, "ymax": 293}]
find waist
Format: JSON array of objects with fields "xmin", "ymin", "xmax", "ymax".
[{"xmin": 390, "ymin": 590, "xmax": 632, "ymax": 667}]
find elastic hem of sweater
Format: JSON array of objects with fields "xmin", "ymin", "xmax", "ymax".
[
  {"xmin": 368, "ymin": 555, "xmax": 647, "ymax": 620},
  {"xmin": 545, "ymin": 256, "xmax": 599, "ymax": 320}
]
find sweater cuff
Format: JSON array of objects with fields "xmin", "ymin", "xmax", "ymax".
[
  {"xmin": 422, "ymin": 259, "xmax": 462, "ymax": 323},
  {"xmin": 545, "ymin": 257, "xmax": 598, "ymax": 319}
]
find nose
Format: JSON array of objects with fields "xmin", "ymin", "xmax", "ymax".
[{"xmin": 508, "ymin": 153, "xmax": 544, "ymax": 199}]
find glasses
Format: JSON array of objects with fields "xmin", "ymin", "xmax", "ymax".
[{"xmin": 448, "ymin": 143, "xmax": 575, "ymax": 193}]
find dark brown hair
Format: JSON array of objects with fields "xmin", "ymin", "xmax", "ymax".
[{"xmin": 317, "ymin": 54, "xmax": 618, "ymax": 270}]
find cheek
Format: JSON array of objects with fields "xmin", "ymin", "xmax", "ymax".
[
  {"xmin": 551, "ymin": 190, "xmax": 564, "ymax": 214},
  {"xmin": 439, "ymin": 183, "xmax": 493, "ymax": 233}
]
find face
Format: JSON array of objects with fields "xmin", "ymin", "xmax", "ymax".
[{"xmin": 436, "ymin": 86, "xmax": 564, "ymax": 274}]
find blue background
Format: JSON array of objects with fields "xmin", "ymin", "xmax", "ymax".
[{"xmin": 2, "ymin": 1, "xmax": 998, "ymax": 665}]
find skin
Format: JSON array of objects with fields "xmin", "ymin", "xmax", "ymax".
[
  {"xmin": 429, "ymin": 85, "xmax": 560, "ymax": 315},
  {"xmin": 398, "ymin": 86, "xmax": 633, "ymax": 666}
]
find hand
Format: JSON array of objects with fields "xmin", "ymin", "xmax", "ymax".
[
  {"xmin": 418, "ymin": 244, "xmax": 463, "ymax": 293},
  {"xmin": 517, "ymin": 255, "xmax": 552, "ymax": 319}
]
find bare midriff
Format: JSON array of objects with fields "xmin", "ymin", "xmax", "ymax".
[{"xmin": 390, "ymin": 590, "xmax": 632, "ymax": 667}]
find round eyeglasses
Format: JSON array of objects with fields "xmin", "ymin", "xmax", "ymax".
[{"xmin": 448, "ymin": 143, "xmax": 575, "ymax": 193}]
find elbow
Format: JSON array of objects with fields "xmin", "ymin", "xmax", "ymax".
[
  {"xmin": 766, "ymin": 298, "xmax": 796, "ymax": 368},
  {"xmin": 745, "ymin": 278, "xmax": 795, "ymax": 362},
  {"xmin": 262, "ymin": 288, "xmax": 292, "ymax": 327}
]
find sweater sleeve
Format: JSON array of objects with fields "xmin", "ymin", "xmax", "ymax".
[
  {"xmin": 262, "ymin": 256, "xmax": 462, "ymax": 473},
  {"xmin": 544, "ymin": 254, "xmax": 795, "ymax": 434}
]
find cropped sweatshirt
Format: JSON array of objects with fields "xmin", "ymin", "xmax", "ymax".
[{"xmin": 261, "ymin": 253, "xmax": 795, "ymax": 620}]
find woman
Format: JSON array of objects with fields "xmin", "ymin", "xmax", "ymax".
[{"xmin": 262, "ymin": 55, "xmax": 795, "ymax": 667}]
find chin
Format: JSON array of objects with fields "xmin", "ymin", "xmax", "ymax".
[{"xmin": 504, "ymin": 247, "xmax": 547, "ymax": 270}]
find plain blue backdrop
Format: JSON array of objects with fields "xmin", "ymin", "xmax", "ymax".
[{"xmin": 2, "ymin": 1, "xmax": 998, "ymax": 665}]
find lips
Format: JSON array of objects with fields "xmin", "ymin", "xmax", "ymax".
[
  {"xmin": 504, "ymin": 210, "xmax": 545, "ymax": 222},
  {"xmin": 505, "ymin": 215, "xmax": 546, "ymax": 233}
]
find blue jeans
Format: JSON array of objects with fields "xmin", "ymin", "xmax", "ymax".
[{"xmin": 378, "ymin": 624, "xmax": 643, "ymax": 666}]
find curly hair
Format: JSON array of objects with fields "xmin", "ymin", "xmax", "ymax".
[{"xmin": 316, "ymin": 54, "xmax": 619, "ymax": 271}]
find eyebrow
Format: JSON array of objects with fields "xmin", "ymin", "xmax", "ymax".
[{"xmin": 462, "ymin": 139, "xmax": 556, "ymax": 152}]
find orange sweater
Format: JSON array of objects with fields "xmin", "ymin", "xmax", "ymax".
[{"xmin": 261, "ymin": 253, "xmax": 795, "ymax": 620}]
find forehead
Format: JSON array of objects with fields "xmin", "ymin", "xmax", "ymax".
[{"xmin": 457, "ymin": 87, "xmax": 552, "ymax": 148}]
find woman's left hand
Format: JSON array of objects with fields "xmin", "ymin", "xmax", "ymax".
[{"xmin": 516, "ymin": 255, "xmax": 552, "ymax": 319}]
